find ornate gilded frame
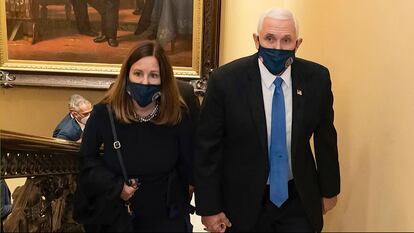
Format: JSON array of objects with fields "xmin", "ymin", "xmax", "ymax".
[{"xmin": 0, "ymin": 0, "xmax": 221, "ymax": 89}]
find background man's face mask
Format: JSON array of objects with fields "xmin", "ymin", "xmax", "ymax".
[
  {"xmin": 80, "ymin": 115, "xmax": 89, "ymax": 125},
  {"xmin": 72, "ymin": 110, "xmax": 90, "ymax": 124}
]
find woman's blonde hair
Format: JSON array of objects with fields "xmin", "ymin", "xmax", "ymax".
[{"xmin": 102, "ymin": 41, "xmax": 185, "ymax": 125}]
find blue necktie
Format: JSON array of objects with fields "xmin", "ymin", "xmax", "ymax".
[{"xmin": 269, "ymin": 77, "xmax": 289, "ymax": 207}]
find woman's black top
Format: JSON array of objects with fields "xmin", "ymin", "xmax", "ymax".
[{"xmin": 77, "ymin": 103, "xmax": 194, "ymax": 228}]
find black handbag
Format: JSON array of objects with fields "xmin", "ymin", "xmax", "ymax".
[{"xmin": 72, "ymin": 104, "xmax": 135, "ymax": 232}]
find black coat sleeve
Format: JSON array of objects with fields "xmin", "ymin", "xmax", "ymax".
[
  {"xmin": 177, "ymin": 80, "xmax": 200, "ymax": 124},
  {"xmin": 77, "ymin": 104, "xmax": 124, "ymax": 200},
  {"xmin": 177, "ymin": 112, "xmax": 196, "ymax": 187},
  {"xmin": 194, "ymin": 70, "xmax": 226, "ymax": 216},
  {"xmin": 176, "ymin": 80, "xmax": 199, "ymax": 186},
  {"xmin": 313, "ymin": 68, "xmax": 340, "ymax": 198}
]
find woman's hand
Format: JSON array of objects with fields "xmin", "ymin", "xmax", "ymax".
[{"xmin": 120, "ymin": 180, "xmax": 138, "ymax": 201}]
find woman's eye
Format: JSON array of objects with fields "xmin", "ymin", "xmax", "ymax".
[
  {"xmin": 151, "ymin": 73, "xmax": 160, "ymax": 78},
  {"xmin": 133, "ymin": 71, "xmax": 142, "ymax": 76}
]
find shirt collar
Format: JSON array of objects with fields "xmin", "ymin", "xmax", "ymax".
[{"xmin": 258, "ymin": 58, "xmax": 292, "ymax": 89}]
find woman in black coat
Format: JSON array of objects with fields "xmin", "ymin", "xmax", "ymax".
[{"xmin": 74, "ymin": 41, "xmax": 195, "ymax": 232}]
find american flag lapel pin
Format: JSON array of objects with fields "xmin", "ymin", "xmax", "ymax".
[{"xmin": 297, "ymin": 89, "xmax": 303, "ymax": 96}]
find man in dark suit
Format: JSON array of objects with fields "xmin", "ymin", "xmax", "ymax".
[
  {"xmin": 53, "ymin": 94, "xmax": 92, "ymax": 142},
  {"xmin": 195, "ymin": 8, "xmax": 340, "ymax": 232}
]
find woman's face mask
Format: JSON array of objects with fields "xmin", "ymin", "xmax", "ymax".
[{"xmin": 126, "ymin": 81, "xmax": 161, "ymax": 107}]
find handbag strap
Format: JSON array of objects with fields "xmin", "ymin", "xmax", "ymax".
[{"xmin": 106, "ymin": 104, "xmax": 131, "ymax": 186}]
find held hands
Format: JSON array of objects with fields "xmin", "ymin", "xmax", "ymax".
[
  {"xmin": 120, "ymin": 179, "xmax": 139, "ymax": 201},
  {"xmin": 201, "ymin": 212, "xmax": 232, "ymax": 233},
  {"xmin": 322, "ymin": 196, "xmax": 338, "ymax": 215}
]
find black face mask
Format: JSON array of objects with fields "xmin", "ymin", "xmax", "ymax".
[
  {"xmin": 126, "ymin": 81, "xmax": 161, "ymax": 107},
  {"xmin": 258, "ymin": 45, "xmax": 295, "ymax": 75}
]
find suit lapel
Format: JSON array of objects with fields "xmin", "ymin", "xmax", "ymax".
[
  {"xmin": 244, "ymin": 55, "xmax": 269, "ymax": 157},
  {"xmin": 290, "ymin": 60, "xmax": 305, "ymax": 159}
]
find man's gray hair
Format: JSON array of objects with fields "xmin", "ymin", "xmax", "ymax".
[
  {"xmin": 257, "ymin": 8, "xmax": 299, "ymax": 37},
  {"xmin": 68, "ymin": 94, "xmax": 90, "ymax": 111}
]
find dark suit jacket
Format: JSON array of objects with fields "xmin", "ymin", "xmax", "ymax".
[
  {"xmin": 53, "ymin": 114, "xmax": 82, "ymax": 141},
  {"xmin": 177, "ymin": 79, "xmax": 200, "ymax": 124},
  {"xmin": 194, "ymin": 54, "xmax": 340, "ymax": 232}
]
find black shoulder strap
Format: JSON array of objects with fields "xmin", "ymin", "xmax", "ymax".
[{"xmin": 106, "ymin": 104, "xmax": 131, "ymax": 186}]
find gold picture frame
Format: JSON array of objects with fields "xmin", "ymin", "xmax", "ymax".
[{"xmin": 0, "ymin": 0, "xmax": 221, "ymax": 89}]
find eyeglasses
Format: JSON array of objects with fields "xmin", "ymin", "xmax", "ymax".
[{"xmin": 78, "ymin": 110, "xmax": 92, "ymax": 118}]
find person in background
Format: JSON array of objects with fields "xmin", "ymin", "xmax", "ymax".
[
  {"xmin": 1, "ymin": 180, "xmax": 12, "ymax": 219},
  {"xmin": 89, "ymin": 0, "xmax": 120, "ymax": 47},
  {"xmin": 133, "ymin": 0, "xmax": 145, "ymax": 15},
  {"xmin": 70, "ymin": 0, "xmax": 97, "ymax": 37},
  {"xmin": 52, "ymin": 95, "xmax": 93, "ymax": 232},
  {"xmin": 134, "ymin": 0, "xmax": 154, "ymax": 36},
  {"xmin": 1, "ymin": 179, "xmax": 12, "ymax": 232},
  {"xmin": 53, "ymin": 94, "xmax": 92, "ymax": 143},
  {"xmin": 195, "ymin": 7, "xmax": 340, "ymax": 232},
  {"xmin": 75, "ymin": 41, "xmax": 196, "ymax": 232},
  {"xmin": 134, "ymin": 0, "xmax": 193, "ymax": 46}
]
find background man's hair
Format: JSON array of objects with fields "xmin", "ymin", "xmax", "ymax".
[{"xmin": 68, "ymin": 94, "xmax": 89, "ymax": 111}]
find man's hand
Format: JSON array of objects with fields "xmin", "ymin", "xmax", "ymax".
[
  {"xmin": 322, "ymin": 196, "xmax": 338, "ymax": 215},
  {"xmin": 201, "ymin": 212, "xmax": 232, "ymax": 233}
]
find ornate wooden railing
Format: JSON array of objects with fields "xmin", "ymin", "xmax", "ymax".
[
  {"xmin": 1, "ymin": 130, "xmax": 83, "ymax": 232},
  {"xmin": 1, "ymin": 130, "xmax": 80, "ymax": 178}
]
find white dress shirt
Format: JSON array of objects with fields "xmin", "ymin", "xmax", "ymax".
[{"xmin": 259, "ymin": 59, "xmax": 293, "ymax": 180}]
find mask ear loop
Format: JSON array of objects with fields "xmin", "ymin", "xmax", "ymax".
[
  {"xmin": 125, "ymin": 74, "xmax": 133, "ymax": 97},
  {"xmin": 152, "ymin": 91, "xmax": 161, "ymax": 101},
  {"xmin": 285, "ymin": 40, "xmax": 298, "ymax": 68},
  {"xmin": 285, "ymin": 57, "xmax": 294, "ymax": 68}
]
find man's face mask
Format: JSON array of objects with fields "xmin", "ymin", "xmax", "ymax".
[
  {"xmin": 80, "ymin": 115, "xmax": 89, "ymax": 125},
  {"xmin": 258, "ymin": 44, "xmax": 296, "ymax": 75},
  {"xmin": 126, "ymin": 81, "xmax": 161, "ymax": 107},
  {"xmin": 73, "ymin": 106, "xmax": 91, "ymax": 124}
]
